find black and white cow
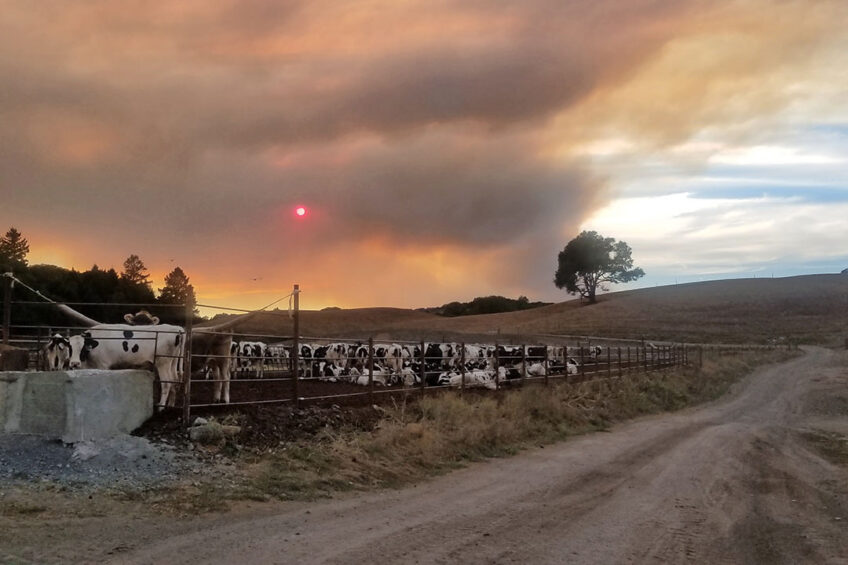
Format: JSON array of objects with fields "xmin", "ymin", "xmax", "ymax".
[
  {"xmin": 459, "ymin": 344, "xmax": 489, "ymax": 371},
  {"xmin": 236, "ymin": 341, "xmax": 267, "ymax": 378},
  {"xmin": 68, "ymin": 323, "xmax": 185, "ymax": 408},
  {"xmin": 265, "ymin": 343, "xmax": 290, "ymax": 372},
  {"xmin": 348, "ymin": 364, "xmax": 389, "ymax": 386},
  {"xmin": 324, "ymin": 343, "xmax": 349, "ymax": 368},
  {"xmin": 42, "ymin": 333, "xmax": 71, "ymax": 370},
  {"xmin": 384, "ymin": 343, "xmax": 410, "ymax": 374}
]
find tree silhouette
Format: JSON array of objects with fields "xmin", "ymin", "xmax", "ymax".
[
  {"xmin": 0, "ymin": 227, "xmax": 30, "ymax": 270},
  {"xmin": 554, "ymin": 230, "xmax": 645, "ymax": 304},
  {"xmin": 158, "ymin": 266, "xmax": 197, "ymax": 317},
  {"xmin": 120, "ymin": 254, "xmax": 151, "ymax": 287}
]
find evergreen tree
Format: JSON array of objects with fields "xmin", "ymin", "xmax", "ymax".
[
  {"xmin": 0, "ymin": 227, "xmax": 30, "ymax": 270},
  {"xmin": 158, "ymin": 266, "xmax": 197, "ymax": 313},
  {"xmin": 120, "ymin": 254, "xmax": 151, "ymax": 287}
]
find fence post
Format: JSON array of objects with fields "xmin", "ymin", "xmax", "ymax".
[
  {"xmin": 579, "ymin": 346, "xmax": 585, "ymax": 380},
  {"xmin": 606, "ymin": 347, "xmax": 611, "ymax": 378},
  {"xmin": 419, "ymin": 341, "xmax": 426, "ymax": 395},
  {"xmin": 643, "ymin": 347, "xmax": 648, "ymax": 373},
  {"xmin": 521, "ymin": 345, "xmax": 527, "ymax": 386},
  {"xmin": 460, "ymin": 342, "xmax": 466, "ymax": 394},
  {"xmin": 182, "ymin": 302, "xmax": 194, "ymax": 426},
  {"xmin": 543, "ymin": 346, "xmax": 549, "ymax": 387},
  {"xmin": 2, "ymin": 273, "xmax": 11, "ymax": 345},
  {"xmin": 292, "ymin": 284, "xmax": 300, "ymax": 407},
  {"xmin": 35, "ymin": 327, "xmax": 44, "ymax": 371},
  {"xmin": 617, "ymin": 347, "xmax": 622, "ymax": 377},
  {"xmin": 368, "ymin": 337, "xmax": 375, "ymax": 404},
  {"xmin": 494, "ymin": 342, "xmax": 500, "ymax": 390}
]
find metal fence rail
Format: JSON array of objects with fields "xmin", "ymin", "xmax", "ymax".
[{"xmin": 3, "ymin": 279, "xmax": 786, "ymax": 426}]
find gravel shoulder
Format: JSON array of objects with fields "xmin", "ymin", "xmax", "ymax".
[{"xmin": 3, "ymin": 347, "xmax": 847, "ymax": 564}]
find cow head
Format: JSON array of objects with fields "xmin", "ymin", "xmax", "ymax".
[
  {"xmin": 123, "ymin": 310, "xmax": 160, "ymax": 325},
  {"xmin": 68, "ymin": 332, "xmax": 99, "ymax": 368},
  {"xmin": 43, "ymin": 333, "xmax": 71, "ymax": 370}
]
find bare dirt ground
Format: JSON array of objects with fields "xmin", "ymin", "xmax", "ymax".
[{"xmin": 4, "ymin": 347, "xmax": 847, "ymax": 564}]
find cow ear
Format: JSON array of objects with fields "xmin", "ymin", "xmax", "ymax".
[
  {"xmin": 124, "ymin": 314, "xmax": 134, "ymax": 324},
  {"xmin": 87, "ymin": 339, "xmax": 99, "ymax": 350}
]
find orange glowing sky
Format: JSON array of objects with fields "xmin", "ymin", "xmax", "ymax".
[{"xmin": 2, "ymin": 1, "xmax": 847, "ymax": 312}]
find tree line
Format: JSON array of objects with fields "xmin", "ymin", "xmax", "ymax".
[
  {"xmin": 420, "ymin": 295, "xmax": 552, "ymax": 317},
  {"xmin": 0, "ymin": 227, "xmax": 199, "ymax": 328}
]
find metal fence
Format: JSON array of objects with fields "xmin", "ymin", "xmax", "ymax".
[
  {"xmin": 184, "ymin": 335, "xmax": 691, "ymax": 418},
  {"xmin": 1, "ymin": 276, "xmax": 704, "ymax": 425}
]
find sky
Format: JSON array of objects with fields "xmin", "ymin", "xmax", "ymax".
[{"xmin": 2, "ymin": 0, "xmax": 847, "ymax": 313}]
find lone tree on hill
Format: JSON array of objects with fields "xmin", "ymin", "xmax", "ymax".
[
  {"xmin": 554, "ymin": 230, "xmax": 645, "ymax": 304},
  {"xmin": 0, "ymin": 227, "xmax": 30, "ymax": 269},
  {"xmin": 120, "ymin": 254, "xmax": 151, "ymax": 287}
]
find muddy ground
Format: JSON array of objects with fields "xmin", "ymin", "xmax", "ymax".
[{"xmin": 2, "ymin": 347, "xmax": 847, "ymax": 564}]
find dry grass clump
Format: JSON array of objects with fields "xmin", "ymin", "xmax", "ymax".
[{"xmin": 249, "ymin": 349, "xmax": 800, "ymax": 501}]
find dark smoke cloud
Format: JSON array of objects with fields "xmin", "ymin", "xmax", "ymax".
[{"xmin": 0, "ymin": 0, "xmax": 843, "ymax": 306}]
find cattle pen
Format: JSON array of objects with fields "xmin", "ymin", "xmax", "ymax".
[{"xmin": 0, "ymin": 276, "xmax": 765, "ymax": 427}]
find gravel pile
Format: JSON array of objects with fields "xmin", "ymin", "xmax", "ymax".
[{"xmin": 0, "ymin": 433, "xmax": 214, "ymax": 491}]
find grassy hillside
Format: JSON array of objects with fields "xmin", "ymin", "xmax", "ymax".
[{"xmin": 200, "ymin": 275, "xmax": 848, "ymax": 345}]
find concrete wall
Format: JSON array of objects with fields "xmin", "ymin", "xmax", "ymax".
[{"xmin": 0, "ymin": 369, "xmax": 154, "ymax": 443}]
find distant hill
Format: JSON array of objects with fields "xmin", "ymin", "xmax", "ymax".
[{"xmin": 199, "ymin": 275, "xmax": 848, "ymax": 346}]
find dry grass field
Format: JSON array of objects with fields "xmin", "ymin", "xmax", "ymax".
[{"xmin": 203, "ymin": 274, "xmax": 848, "ymax": 346}]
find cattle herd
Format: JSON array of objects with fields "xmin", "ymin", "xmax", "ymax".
[
  {"xmin": 227, "ymin": 340, "xmax": 597, "ymax": 391},
  {"xmin": 26, "ymin": 310, "xmax": 688, "ymax": 406},
  {"xmin": 42, "ymin": 333, "xmax": 602, "ymax": 405},
  {"xmin": 37, "ymin": 310, "xmax": 608, "ymax": 407}
]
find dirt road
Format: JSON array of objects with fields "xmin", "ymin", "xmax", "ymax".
[{"xmin": 6, "ymin": 348, "xmax": 848, "ymax": 564}]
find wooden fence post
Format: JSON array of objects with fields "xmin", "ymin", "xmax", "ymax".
[
  {"xmin": 543, "ymin": 346, "xmax": 549, "ymax": 386},
  {"xmin": 606, "ymin": 347, "xmax": 611, "ymax": 378}
]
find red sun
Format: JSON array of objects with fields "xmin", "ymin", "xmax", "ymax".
[{"xmin": 295, "ymin": 206, "xmax": 307, "ymax": 217}]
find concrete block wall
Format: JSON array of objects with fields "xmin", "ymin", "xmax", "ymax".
[{"xmin": 0, "ymin": 369, "xmax": 154, "ymax": 443}]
